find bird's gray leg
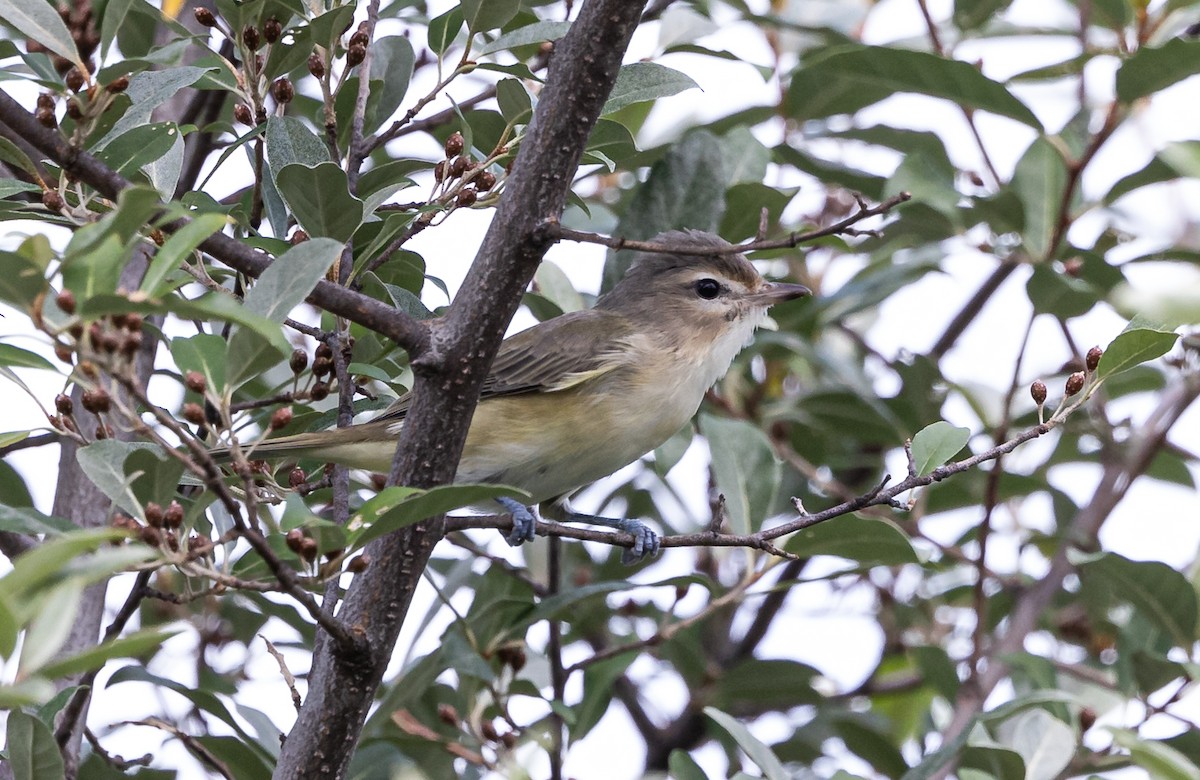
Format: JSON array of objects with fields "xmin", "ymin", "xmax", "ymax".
[
  {"xmin": 558, "ymin": 500, "xmax": 660, "ymax": 564},
  {"xmin": 497, "ymin": 496, "xmax": 537, "ymax": 546}
]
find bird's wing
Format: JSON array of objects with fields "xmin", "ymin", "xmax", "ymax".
[{"xmin": 373, "ymin": 309, "xmax": 635, "ymax": 425}]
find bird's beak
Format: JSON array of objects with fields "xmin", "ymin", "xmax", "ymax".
[{"xmin": 750, "ymin": 281, "xmax": 812, "ymax": 306}]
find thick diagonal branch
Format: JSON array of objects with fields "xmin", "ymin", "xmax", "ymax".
[{"xmin": 271, "ymin": 2, "xmax": 650, "ymax": 777}]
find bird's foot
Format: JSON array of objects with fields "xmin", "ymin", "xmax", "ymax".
[
  {"xmin": 564, "ymin": 511, "xmax": 660, "ymax": 564},
  {"xmin": 498, "ymin": 497, "xmax": 537, "ymax": 546}
]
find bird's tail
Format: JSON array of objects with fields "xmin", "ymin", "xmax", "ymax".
[{"xmin": 207, "ymin": 424, "xmax": 394, "ymax": 472}]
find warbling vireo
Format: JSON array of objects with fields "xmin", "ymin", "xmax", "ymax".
[{"xmin": 214, "ymin": 230, "xmax": 810, "ymax": 560}]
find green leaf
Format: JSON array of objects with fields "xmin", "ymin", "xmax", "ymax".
[
  {"xmin": 703, "ymin": 707, "xmax": 789, "ymax": 780},
  {"xmin": 1116, "ymin": 38, "xmax": 1200, "ymax": 104},
  {"xmin": 75, "ymin": 440, "xmax": 172, "ymax": 515},
  {"xmin": 5, "ymin": 709, "xmax": 65, "ymax": 780},
  {"xmin": 96, "ymin": 122, "xmax": 181, "ymax": 179},
  {"xmin": 953, "ymin": 0, "xmax": 1015, "ymax": 30},
  {"xmin": 668, "ymin": 750, "xmax": 709, "ymax": 780},
  {"xmin": 241, "ymin": 237, "xmax": 343, "ymax": 324},
  {"xmin": 533, "ymin": 260, "xmax": 583, "ymax": 313},
  {"xmin": 994, "ymin": 708, "xmax": 1074, "ymax": 780},
  {"xmin": 0, "ymin": 250, "xmax": 48, "ymax": 311},
  {"xmin": 785, "ymin": 514, "xmax": 918, "ymax": 565},
  {"xmin": 1010, "ymin": 138, "xmax": 1067, "ymax": 260},
  {"xmin": 349, "ymin": 484, "xmax": 530, "ymax": 549},
  {"xmin": 603, "ymin": 62, "xmax": 699, "ymax": 115},
  {"xmin": 910, "ymin": 421, "xmax": 970, "ymax": 475},
  {"xmin": 265, "ymin": 116, "xmax": 331, "ymax": 177},
  {"xmin": 275, "ymin": 162, "xmax": 363, "ymax": 242},
  {"xmin": 0, "ymin": 0, "xmax": 82, "ymax": 68},
  {"xmin": 496, "ymin": 77, "xmax": 532, "ymax": 124},
  {"xmin": 18, "ymin": 579, "xmax": 83, "ymax": 676},
  {"xmin": 479, "ymin": 20, "xmax": 571, "ymax": 54},
  {"xmin": 106, "ymin": 666, "xmax": 272, "ymax": 758},
  {"xmin": 37, "ymin": 627, "xmax": 179, "ymax": 680},
  {"xmin": 94, "ymin": 67, "xmax": 210, "ymax": 149},
  {"xmin": 0, "ymin": 505, "xmax": 75, "ymax": 536},
  {"xmin": 0, "ymin": 343, "xmax": 55, "ymax": 371},
  {"xmin": 1096, "ymin": 324, "xmax": 1179, "ymax": 379},
  {"xmin": 363, "ymin": 36, "xmax": 415, "ymax": 134},
  {"xmin": 226, "ymin": 237, "xmax": 344, "ymax": 389},
  {"xmin": 427, "ymin": 6, "xmax": 463, "ymax": 55},
  {"xmin": 786, "ymin": 45, "xmax": 1041, "ymax": 129},
  {"xmin": 602, "ymin": 130, "xmax": 726, "ymax": 291},
  {"xmin": 140, "ymin": 213, "xmax": 229, "ymax": 295},
  {"xmin": 145, "ymin": 131, "xmax": 184, "ymax": 199},
  {"xmin": 171, "ymin": 333, "xmax": 227, "ymax": 395},
  {"xmin": 460, "ymin": 0, "xmax": 518, "ymax": 33},
  {"xmin": 308, "ymin": 5, "xmax": 356, "ymax": 49},
  {"xmin": 0, "ymin": 180, "xmax": 39, "ymax": 199},
  {"xmin": 700, "ymin": 414, "xmax": 781, "ymax": 536},
  {"xmin": 718, "ymin": 125, "xmax": 769, "ymax": 186},
  {"xmin": 1110, "ymin": 729, "xmax": 1200, "ymax": 780},
  {"xmin": 0, "ymin": 529, "xmax": 128, "ymax": 598},
  {"xmin": 1078, "ymin": 552, "xmax": 1198, "ymax": 645}
]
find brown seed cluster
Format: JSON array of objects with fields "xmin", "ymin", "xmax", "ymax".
[{"xmin": 432, "ymin": 132, "xmax": 498, "ymax": 212}]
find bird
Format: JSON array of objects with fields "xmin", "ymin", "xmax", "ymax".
[{"xmin": 212, "ymin": 230, "xmax": 810, "ymax": 561}]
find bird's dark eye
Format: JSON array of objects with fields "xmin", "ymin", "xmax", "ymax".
[{"xmin": 695, "ymin": 278, "xmax": 721, "ymax": 300}]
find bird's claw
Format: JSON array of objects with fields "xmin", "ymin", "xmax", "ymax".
[
  {"xmin": 498, "ymin": 497, "xmax": 536, "ymax": 546},
  {"xmin": 617, "ymin": 519, "xmax": 660, "ymax": 564}
]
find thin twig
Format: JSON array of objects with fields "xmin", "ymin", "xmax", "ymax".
[{"xmin": 546, "ymin": 192, "xmax": 912, "ymax": 257}]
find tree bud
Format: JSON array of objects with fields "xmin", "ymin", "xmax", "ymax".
[
  {"xmin": 234, "ymin": 103, "xmax": 253, "ymax": 125},
  {"xmin": 55, "ymin": 393, "xmax": 74, "ymax": 415},
  {"xmin": 269, "ymin": 406, "xmax": 293, "ymax": 430},
  {"xmin": 1030, "ymin": 380, "xmax": 1047, "ymax": 406},
  {"xmin": 81, "ymin": 388, "xmax": 111, "ymax": 414},
  {"xmin": 311, "ymin": 356, "xmax": 332, "ymax": 377},
  {"xmin": 64, "ymin": 66, "xmax": 85, "ymax": 92},
  {"xmin": 242, "ymin": 24, "xmax": 261, "ymax": 50},
  {"xmin": 444, "ymin": 131, "xmax": 464, "ymax": 157},
  {"xmin": 476, "ymin": 170, "xmax": 496, "ymax": 191},
  {"xmin": 1085, "ymin": 346, "xmax": 1102, "ymax": 373},
  {"xmin": 65, "ymin": 100, "xmax": 83, "ymax": 120},
  {"xmin": 183, "ymin": 402, "xmax": 206, "ymax": 425},
  {"xmin": 145, "ymin": 501, "xmax": 164, "ymax": 527},
  {"xmin": 288, "ymin": 467, "xmax": 306, "ymax": 488},
  {"xmin": 187, "ymin": 534, "xmax": 213, "ymax": 559},
  {"xmin": 36, "ymin": 107, "xmax": 57, "ymax": 128},
  {"xmin": 106, "ymin": 74, "xmax": 129, "ymax": 94},
  {"xmin": 433, "ymin": 159, "xmax": 446, "ymax": 182},
  {"xmin": 165, "ymin": 500, "xmax": 184, "ymax": 528},
  {"xmin": 140, "ymin": 525, "xmax": 162, "ymax": 547},
  {"xmin": 309, "ymin": 381, "xmax": 329, "ymax": 401},
  {"xmin": 348, "ymin": 30, "xmax": 369, "ymax": 48},
  {"xmin": 307, "ymin": 52, "xmax": 325, "ymax": 79},
  {"xmin": 289, "ymin": 349, "xmax": 308, "ymax": 373},
  {"xmin": 285, "ymin": 528, "xmax": 305, "ymax": 553},
  {"xmin": 315, "ymin": 342, "xmax": 333, "ymax": 360},
  {"xmin": 347, "ymin": 554, "xmax": 369, "ymax": 573},
  {"xmin": 271, "ymin": 77, "xmax": 294, "ymax": 104},
  {"xmin": 448, "ymin": 155, "xmax": 468, "ymax": 177},
  {"xmin": 1065, "ymin": 371, "xmax": 1085, "ymax": 397},
  {"xmin": 184, "ymin": 371, "xmax": 206, "ymax": 393},
  {"xmin": 42, "ymin": 190, "xmax": 65, "ymax": 211},
  {"xmin": 299, "ymin": 536, "xmax": 318, "ymax": 562},
  {"xmin": 262, "ymin": 17, "xmax": 281, "ymax": 43},
  {"xmin": 456, "ymin": 187, "xmax": 476, "ymax": 207},
  {"xmin": 480, "ymin": 721, "xmax": 498, "ymax": 742},
  {"xmin": 194, "ymin": 7, "xmax": 217, "ymax": 27},
  {"xmin": 346, "ymin": 43, "xmax": 366, "ymax": 66}
]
